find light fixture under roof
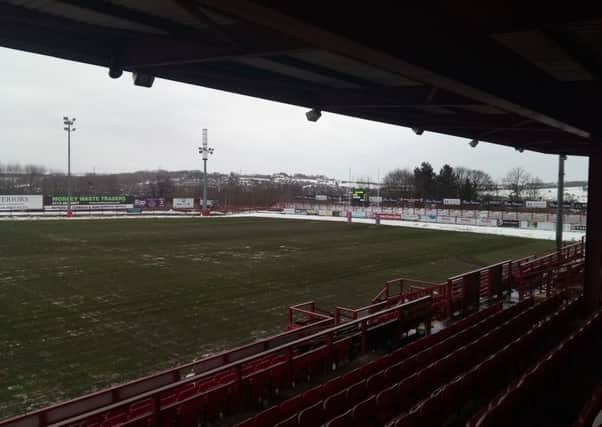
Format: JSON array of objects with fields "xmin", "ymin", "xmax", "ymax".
[{"xmin": 306, "ymin": 108, "xmax": 322, "ymax": 122}]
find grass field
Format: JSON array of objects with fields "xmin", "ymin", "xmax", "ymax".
[{"xmin": 0, "ymin": 217, "xmax": 553, "ymax": 418}]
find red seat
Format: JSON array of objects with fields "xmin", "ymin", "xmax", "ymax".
[
  {"xmin": 398, "ymin": 373, "xmax": 417, "ymax": 413},
  {"xmin": 366, "ymin": 371, "xmax": 386, "ymax": 396},
  {"xmin": 269, "ymin": 360, "xmax": 289, "ymax": 393},
  {"xmin": 176, "ymin": 383, "xmax": 197, "ymax": 401},
  {"xmin": 374, "ymin": 353, "xmax": 394, "ymax": 371},
  {"xmin": 323, "ymin": 375, "xmax": 345, "ymax": 397},
  {"xmin": 394, "ymin": 407, "xmax": 420, "ymax": 427},
  {"xmin": 352, "ymin": 395, "xmax": 376, "ymax": 426},
  {"xmin": 323, "ymin": 389, "xmax": 347, "ymax": 420},
  {"xmin": 177, "ymin": 395, "xmax": 205, "ymax": 427},
  {"xmin": 128, "ymin": 399, "xmax": 153, "ymax": 418},
  {"xmin": 160, "ymin": 393, "xmax": 177, "ymax": 408},
  {"xmin": 233, "ymin": 416, "xmax": 256, "ymax": 427},
  {"xmin": 274, "ymin": 414, "xmax": 298, "ymax": 427},
  {"xmin": 245, "ymin": 370, "xmax": 271, "ymax": 405},
  {"xmin": 101, "ymin": 412, "xmax": 128, "ymax": 427},
  {"xmin": 196, "ymin": 377, "xmax": 217, "ymax": 392},
  {"xmin": 306, "ymin": 347, "xmax": 327, "ymax": 380},
  {"xmin": 279, "ymin": 394, "xmax": 305, "ymax": 420},
  {"xmin": 302, "ymin": 385, "xmax": 324, "ymax": 407},
  {"xmin": 376, "ymin": 382, "xmax": 399, "ymax": 424},
  {"xmin": 333, "ymin": 339, "xmax": 352, "ymax": 368},
  {"xmin": 255, "ymin": 405, "xmax": 281, "ymax": 427},
  {"xmin": 344, "ymin": 368, "xmax": 364, "ymax": 388},
  {"xmin": 205, "ymin": 384, "xmax": 228, "ymax": 419},
  {"xmin": 292, "ymin": 355, "xmax": 308, "ymax": 385},
  {"xmin": 346, "ymin": 380, "xmax": 367, "ymax": 406},
  {"xmin": 298, "ymin": 401, "xmax": 324, "ymax": 427},
  {"xmin": 324, "ymin": 409, "xmax": 352, "ymax": 427}
]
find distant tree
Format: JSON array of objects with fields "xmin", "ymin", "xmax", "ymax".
[
  {"xmin": 525, "ymin": 176, "xmax": 544, "ymax": 199},
  {"xmin": 435, "ymin": 164, "xmax": 458, "ymax": 199},
  {"xmin": 455, "ymin": 167, "xmax": 494, "ymax": 201},
  {"xmin": 413, "ymin": 162, "xmax": 435, "ymax": 199},
  {"xmin": 382, "ymin": 168, "xmax": 414, "ymax": 200},
  {"xmin": 459, "ymin": 178, "xmax": 477, "ymax": 201},
  {"xmin": 503, "ymin": 167, "xmax": 531, "ymax": 200}
]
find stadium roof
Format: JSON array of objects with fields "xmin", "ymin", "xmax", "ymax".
[{"xmin": 1, "ymin": 1, "xmax": 601, "ymax": 155}]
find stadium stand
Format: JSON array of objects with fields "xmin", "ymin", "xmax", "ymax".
[{"xmin": 0, "ymin": 242, "xmax": 596, "ymax": 427}]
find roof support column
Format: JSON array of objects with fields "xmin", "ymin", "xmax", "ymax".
[{"xmin": 584, "ymin": 147, "xmax": 602, "ymax": 314}]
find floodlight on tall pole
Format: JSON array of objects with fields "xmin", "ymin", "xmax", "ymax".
[
  {"xmin": 198, "ymin": 128, "xmax": 214, "ymax": 215},
  {"xmin": 63, "ymin": 116, "xmax": 76, "ymax": 217}
]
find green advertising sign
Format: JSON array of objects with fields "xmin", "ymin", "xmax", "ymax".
[{"xmin": 51, "ymin": 195, "xmax": 128, "ymax": 203}]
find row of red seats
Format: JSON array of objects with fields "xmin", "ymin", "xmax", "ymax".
[
  {"xmin": 391, "ymin": 294, "xmax": 580, "ymax": 427},
  {"xmin": 72, "ymin": 367, "xmax": 243, "ymax": 427},
  {"xmin": 468, "ymin": 299, "xmax": 598, "ymax": 427},
  {"xmin": 234, "ymin": 302, "xmax": 520, "ymax": 427},
  {"xmin": 285, "ymin": 295, "xmax": 558, "ymax": 427}
]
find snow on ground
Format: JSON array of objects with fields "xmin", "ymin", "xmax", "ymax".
[
  {"xmin": 236, "ymin": 212, "xmax": 585, "ymax": 242},
  {"xmin": 483, "ymin": 185, "xmax": 588, "ymax": 202},
  {"xmin": 0, "ymin": 210, "xmax": 584, "ymax": 241}
]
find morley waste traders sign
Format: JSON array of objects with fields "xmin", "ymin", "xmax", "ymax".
[
  {"xmin": 0, "ymin": 195, "xmax": 43, "ymax": 210},
  {"xmin": 45, "ymin": 195, "xmax": 133, "ymax": 210}
]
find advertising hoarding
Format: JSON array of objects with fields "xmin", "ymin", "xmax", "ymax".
[
  {"xmin": 443, "ymin": 198, "xmax": 461, "ymax": 206},
  {"xmin": 173, "ymin": 198, "xmax": 194, "ymax": 209},
  {"xmin": 456, "ymin": 217, "xmax": 477, "ymax": 225},
  {"xmin": 526, "ymin": 200, "xmax": 547, "ymax": 209},
  {"xmin": 377, "ymin": 213, "xmax": 401, "ymax": 220},
  {"xmin": 419, "ymin": 215, "xmax": 438, "ymax": 223},
  {"xmin": 477, "ymin": 218, "xmax": 499, "ymax": 227},
  {"xmin": 134, "ymin": 198, "xmax": 166, "ymax": 209},
  {"xmin": 45, "ymin": 195, "xmax": 132, "ymax": 210},
  {"xmin": 401, "ymin": 214, "xmax": 420, "ymax": 221},
  {"xmin": 0, "ymin": 195, "xmax": 43, "ymax": 211}
]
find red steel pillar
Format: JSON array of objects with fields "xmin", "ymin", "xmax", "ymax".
[{"xmin": 584, "ymin": 148, "xmax": 602, "ymax": 314}]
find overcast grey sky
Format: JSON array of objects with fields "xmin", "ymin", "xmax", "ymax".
[{"xmin": 1, "ymin": 47, "xmax": 589, "ymax": 183}]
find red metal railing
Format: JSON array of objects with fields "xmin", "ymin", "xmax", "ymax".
[{"xmin": 288, "ymin": 301, "xmax": 334, "ymax": 329}]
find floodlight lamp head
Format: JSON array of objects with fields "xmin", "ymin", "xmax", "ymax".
[
  {"xmin": 109, "ymin": 65, "xmax": 123, "ymax": 79},
  {"xmin": 305, "ymin": 108, "xmax": 321, "ymax": 122},
  {"xmin": 63, "ymin": 116, "xmax": 68, "ymax": 121},
  {"xmin": 469, "ymin": 139, "xmax": 479, "ymax": 148},
  {"xmin": 412, "ymin": 128, "xmax": 424, "ymax": 136},
  {"xmin": 132, "ymin": 71, "xmax": 155, "ymax": 88}
]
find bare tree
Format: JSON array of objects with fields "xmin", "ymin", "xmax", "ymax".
[
  {"xmin": 382, "ymin": 168, "xmax": 414, "ymax": 199},
  {"xmin": 525, "ymin": 176, "xmax": 544, "ymax": 199},
  {"xmin": 503, "ymin": 167, "xmax": 531, "ymax": 200}
]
